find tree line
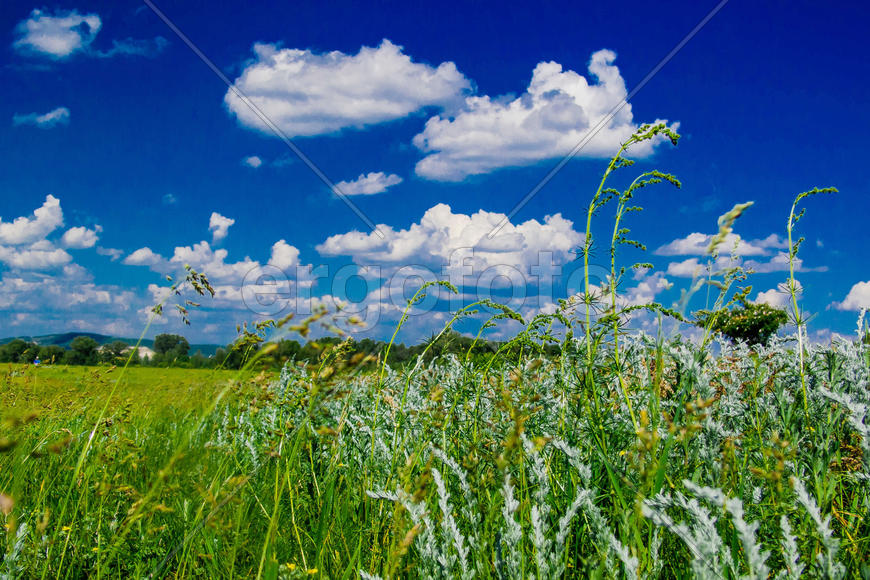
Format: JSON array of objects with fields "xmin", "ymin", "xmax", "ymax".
[
  {"xmin": 0, "ymin": 331, "xmax": 549, "ymax": 370},
  {"xmin": 3, "ymin": 304, "xmax": 838, "ymax": 370}
]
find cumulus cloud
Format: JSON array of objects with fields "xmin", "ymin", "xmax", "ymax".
[
  {"xmin": 658, "ymin": 231, "xmax": 827, "ymax": 276},
  {"xmin": 664, "ymin": 256, "xmax": 742, "ymax": 278},
  {"xmin": 243, "ymin": 155, "xmax": 263, "ymax": 168},
  {"xmin": 0, "ymin": 195, "xmax": 64, "ymax": 245},
  {"xmin": 0, "ymin": 243, "xmax": 72, "ymax": 270},
  {"xmin": 754, "ymin": 281, "xmax": 801, "ymax": 308},
  {"xmin": 208, "ymin": 212, "xmax": 235, "ymax": 243},
  {"xmin": 13, "ymin": 9, "xmax": 101, "ymax": 58},
  {"xmin": 123, "ymin": 247, "xmax": 165, "ymax": 267},
  {"xmin": 0, "ymin": 268, "xmax": 140, "ymax": 337},
  {"xmin": 169, "ymin": 241, "xmax": 257, "ymax": 283},
  {"xmin": 622, "ymin": 271, "xmax": 673, "ymax": 306},
  {"xmin": 61, "ymin": 225, "xmax": 101, "ymax": 249},
  {"xmin": 413, "ymin": 50, "xmax": 676, "ymax": 181},
  {"xmin": 96, "ymin": 246, "xmax": 123, "ymax": 261},
  {"xmin": 655, "ymin": 232, "xmax": 787, "ymax": 257},
  {"xmin": 0, "ymin": 196, "xmax": 100, "ymax": 270},
  {"xmin": 316, "ymin": 202, "xmax": 583, "ymax": 278},
  {"xmin": 225, "ymin": 40, "xmax": 471, "ymax": 137},
  {"xmin": 831, "ymin": 280, "xmax": 870, "ymax": 311},
  {"xmin": 13, "ymin": 107, "xmax": 70, "ymax": 128},
  {"xmin": 744, "ymin": 252, "xmax": 827, "ymax": 274},
  {"xmin": 12, "ymin": 8, "xmax": 166, "ymax": 60},
  {"xmin": 665, "ymin": 258, "xmax": 706, "ymax": 278},
  {"xmin": 269, "ymin": 240, "xmax": 300, "ymax": 270},
  {"xmin": 123, "ymin": 216, "xmax": 306, "ymax": 295},
  {"xmin": 666, "ymin": 251, "xmax": 825, "ymax": 278},
  {"xmin": 335, "ymin": 172, "xmax": 402, "ymax": 196}
]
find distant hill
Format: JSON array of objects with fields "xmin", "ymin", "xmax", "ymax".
[{"xmin": 0, "ymin": 332, "xmax": 222, "ymax": 357}]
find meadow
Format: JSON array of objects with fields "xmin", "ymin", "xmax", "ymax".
[{"xmin": 1, "ymin": 124, "xmax": 868, "ymax": 578}]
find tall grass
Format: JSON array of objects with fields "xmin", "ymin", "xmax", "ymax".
[{"xmin": 1, "ymin": 125, "xmax": 867, "ymax": 578}]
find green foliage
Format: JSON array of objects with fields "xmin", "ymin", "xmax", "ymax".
[
  {"xmin": 63, "ymin": 336, "xmax": 100, "ymax": 365},
  {"xmin": 99, "ymin": 340, "xmax": 130, "ymax": 364},
  {"xmin": 695, "ymin": 301, "xmax": 789, "ymax": 346},
  {"xmin": 0, "ymin": 339, "xmax": 32, "ymax": 363},
  {"xmin": 152, "ymin": 333, "xmax": 191, "ymax": 364},
  {"xmin": 152, "ymin": 333, "xmax": 189, "ymax": 356},
  {"xmin": 37, "ymin": 345, "xmax": 66, "ymax": 364}
]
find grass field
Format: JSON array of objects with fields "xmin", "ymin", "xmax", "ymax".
[
  {"xmin": 1, "ymin": 332, "xmax": 868, "ymax": 579},
  {"xmin": 2, "ymin": 365, "xmax": 265, "ymax": 420}
]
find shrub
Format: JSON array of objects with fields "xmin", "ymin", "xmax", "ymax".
[{"xmin": 694, "ymin": 302, "xmax": 788, "ymax": 346}]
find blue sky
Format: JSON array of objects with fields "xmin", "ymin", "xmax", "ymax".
[{"xmin": 1, "ymin": 0, "xmax": 868, "ymax": 344}]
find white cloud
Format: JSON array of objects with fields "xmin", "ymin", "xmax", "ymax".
[
  {"xmin": 0, "ymin": 196, "xmax": 99, "ymax": 271},
  {"xmin": 243, "ymin": 155, "xmax": 263, "ymax": 168},
  {"xmin": 754, "ymin": 281, "xmax": 801, "ymax": 308},
  {"xmin": 96, "ymin": 246, "xmax": 123, "ymax": 261},
  {"xmin": 744, "ymin": 252, "xmax": 827, "ymax": 274},
  {"xmin": 623, "ymin": 271, "xmax": 672, "ymax": 306},
  {"xmin": 658, "ymin": 231, "xmax": 827, "ymax": 277},
  {"xmin": 413, "ymin": 50, "xmax": 676, "ymax": 181},
  {"xmin": 655, "ymin": 232, "xmax": 787, "ymax": 257},
  {"xmin": 831, "ymin": 280, "xmax": 870, "ymax": 311},
  {"xmin": 225, "ymin": 40, "xmax": 471, "ymax": 137},
  {"xmin": 269, "ymin": 240, "xmax": 300, "ymax": 270},
  {"xmin": 61, "ymin": 225, "xmax": 101, "ymax": 249},
  {"xmin": 666, "ymin": 251, "xmax": 825, "ymax": 278},
  {"xmin": 169, "ymin": 241, "xmax": 257, "ymax": 283},
  {"xmin": 0, "ymin": 243, "xmax": 72, "ymax": 270},
  {"xmin": 162, "ymin": 193, "xmax": 178, "ymax": 205},
  {"xmin": 335, "ymin": 172, "xmax": 402, "ymax": 196},
  {"xmin": 122, "ymin": 217, "xmax": 308, "ymax": 294},
  {"xmin": 208, "ymin": 212, "xmax": 235, "ymax": 243},
  {"xmin": 0, "ymin": 268, "xmax": 140, "ymax": 337},
  {"xmin": 13, "ymin": 9, "xmax": 101, "ymax": 58},
  {"xmin": 0, "ymin": 195, "xmax": 64, "ymax": 245},
  {"xmin": 12, "ymin": 9, "xmax": 166, "ymax": 60},
  {"xmin": 13, "ymin": 107, "xmax": 70, "ymax": 128},
  {"xmin": 123, "ymin": 247, "xmax": 165, "ymax": 267},
  {"xmin": 316, "ymin": 203, "xmax": 583, "ymax": 277},
  {"xmin": 666, "ymin": 258, "xmax": 707, "ymax": 278}
]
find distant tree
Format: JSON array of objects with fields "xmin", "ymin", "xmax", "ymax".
[
  {"xmin": 390, "ymin": 343, "xmax": 410, "ymax": 363},
  {"xmin": 694, "ymin": 302, "xmax": 789, "ymax": 346},
  {"xmin": 20, "ymin": 344, "xmax": 41, "ymax": 364},
  {"xmin": 64, "ymin": 336, "xmax": 100, "ymax": 365},
  {"xmin": 212, "ymin": 347, "xmax": 227, "ymax": 366},
  {"xmin": 0, "ymin": 339, "xmax": 31, "ymax": 363},
  {"xmin": 223, "ymin": 342, "xmax": 253, "ymax": 369},
  {"xmin": 190, "ymin": 350, "xmax": 208, "ymax": 368},
  {"xmin": 100, "ymin": 341, "xmax": 130, "ymax": 364},
  {"xmin": 153, "ymin": 334, "xmax": 190, "ymax": 363},
  {"xmin": 257, "ymin": 339, "xmax": 304, "ymax": 367},
  {"xmin": 38, "ymin": 345, "xmax": 67, "ymax": 364}
]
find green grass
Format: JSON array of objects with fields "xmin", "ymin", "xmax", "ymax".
[
  {"xmin": 1, "ymin": 335, "xmax": 868, "ymax": 579},
  {"xmin": 1, "ymin": 365, "xmax": 264, "ymax": 420}
]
